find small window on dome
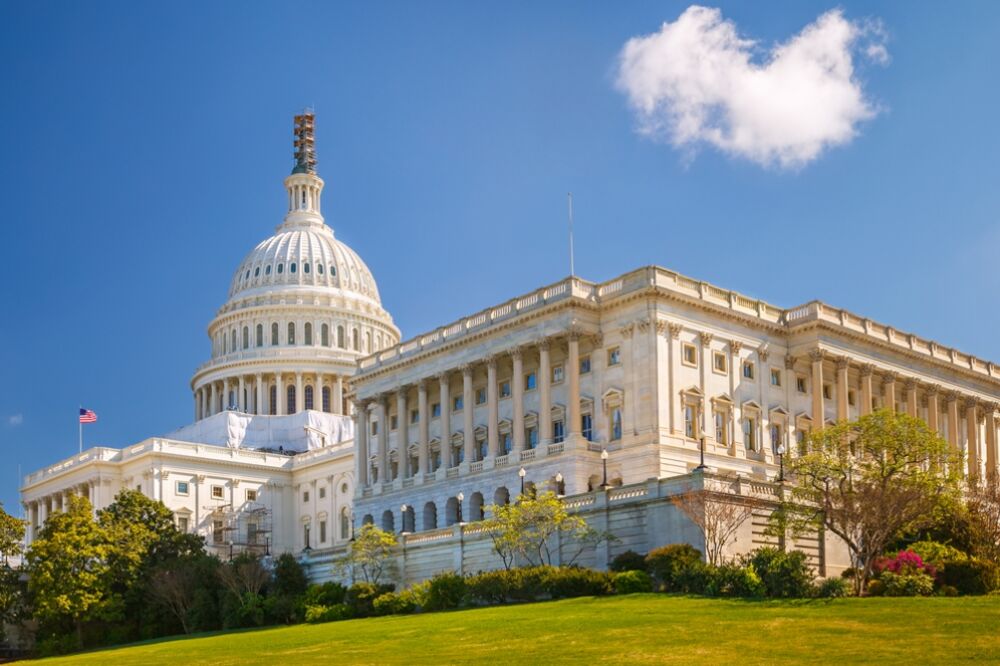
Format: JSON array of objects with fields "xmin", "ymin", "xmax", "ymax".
[
  {"xmin": 290, "ymin": 262, "xmax": 297, "ymax": 274},
  {"xmin": 304, "ymin": 263, "xmax": 310, "ymax": 274},
  {"xmin": 330, "ymin": 264, "xmax": 337, "ymax": 277},
  {"xmin": 245, "ymin": 269, "xmax": 250, "ymax": 280},
  {"xmin": 265, "ymin": 265, "xmax": 271, "ymax": 275},
  {"xmin": 318, "ymin": 264, "xmax": 324, "ymax": 275},
  {"xmin": 254, "ymin": 267, "xmax": 260, "ymax": 277},
  {"xmin": 277, "ymin": 263, "xmax": 283, "ymax": 274}
]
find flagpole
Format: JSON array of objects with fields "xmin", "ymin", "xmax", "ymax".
[{"xmin": 79, "ymin": 405, "xmax": 83, "ymax": 454}]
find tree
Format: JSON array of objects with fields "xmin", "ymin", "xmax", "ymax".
[
  {"xmin": 26, "ymin": 495, "xmax": 111, "ymax": 648},
  {"xmin": 0, "ymin": 503, "xmax": 25, "ymax": 565},
  {"xmin": 218, "ymin": 553, "xmax": 271, "ymax": 627},
  {"xmin": 967, "ymin": 473, "xmax": 1000, "ymax": 564},
  {"xmin": 669, "ymin": 478, "xmax": 754, "ymax": 566},
  {"xmin": 778, "ymin": 409, "xmax": 961, "ymax": 595},
  {"xmin": 482, "ymin": 491, "xmax": 612, "ymax": 569},
  {"xmin": 148, "ymin": 560, "xmax": 199, "ymax": 634},
  {"xmin": 339, "ymin": 523, "xmax": 397, "ymax": 585}
]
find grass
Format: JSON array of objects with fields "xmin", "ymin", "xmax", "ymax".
[{"xmin": 40, "ymin": 595, "xmax": 1000, "ymax": 665}]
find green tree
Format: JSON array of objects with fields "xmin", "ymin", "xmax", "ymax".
[
  {"xmin": 0, "ymin": 503, "xmax": 27, "ymax": 643},
  {"xmin": 777, "ymin": 409, "xmax": 962, "ymax": 595},
  {"xmin": 483, "ymin": 491, "xmax": 612, "ymax": 569},
  {"xmin": 339, "ymin": 523, "xmax": 397, "ymax": 584},
  {"xmin": 0, "ymin": 502, "xmax": 25, "ymax": 565},
  {"xmin": 27, "ymin": 495, "xmax": 111, "ymax": 648}
]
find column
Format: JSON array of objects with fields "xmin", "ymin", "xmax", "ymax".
[
  {"xmin": 194, "ymin": 391, "xmax": 199, "ymax": 422},
  {"xmin": 210, "ymin": 382, "xmax": 217, "ymax": 416},
  {"xmin": 255, "ymin": 374, "xmax": 263, "ymax": 415},
  {"xmin": 539, "ymin": 339, "xmax": 552, "ymax": 449},
  {"xmin": 927, "ymin": 387, "xmax": 940, "ymax": 435},
  {"xmin": 418, "ymin": 379, "xmax": 429, "ymax": 478},
  {"xmin": 439, "ymin": 372, "xmax": 451, "ymax": 472},
  {"xmin": 276, "ymin": 372, "xmax": 285, "ymax": 415},
  {"xmin": 355, "ymin": 401, "xmax": 369, "ymax": 486},
  {"xmin": 883, "ymin": 373, "xmax": 897, "ymax": 412},
  {"xmin": 238, "ymin": 376, "xmax": 246, "ymax": 412},
  {"xmin": 511, "ymin": 347, "xmax": 525, "ymax": 452},
  {"xmin": 222, "ymin": 378, "xmax": 230, "ymax": 411},
  {"xmin": 966, "ymin": 399, "xmax": 980, "ymax": 477},
  {"xmin": 905, "ymin": 380, "xmax": 918, "ymax": 418},
  {"xmin": 487, "ymin": 356, "xmax": 499, "ymax": 458},
  {"xmin": 810, "ymin": 350, "xmax": 825, "ymax": 427},
  {"xmin": 986, "ymin": 404, "xmax": 998, "ymax": 478},
  {"xmin": 397, "ymin": 388, "xmax": 409, "ymax": 478},
  {"xmin": 946, "ymin": 393, "xmax": 959, "ymax": 454},
  {"xmin": 378, "ymin": 396, "xmax": 389, "ymax": 484},
  {"xmin": 200, "ymin": 388, "xmax": 207, "ymax": 420},
  {"xmin": 334, "ymin": 375, "xmax": 344, "ymax": 415},
  {"xmin": 836, "ymin": 357, "xmax": 849, "ymax": 422},
  {"xmin": 700, "ymin": 332, "xmax": 713, "ymax": 443},
  {"xmin": 668, "ymin": 324, "xmax": 682, "ymax": 434},
  {"xmin": 295, "ymin": 373, "xmax": 304, "ymax": 414},
  {"xmin": 860, "ymin": 365, "xmax": 874, "ymax": 417},
  {"xmin": 316, "ymin": 372, "xmax": 325, "ymax": 411},
  {"xmin": 729, "ymin": 340, "xmax": 745, "ymax": 458},
  {"xmin": 567, "ymin": 332, "xmax": 581, "ymax": 438},
  {"xmin": 462, "ymin": 364, "xmax": 474, "ymax": 464}
]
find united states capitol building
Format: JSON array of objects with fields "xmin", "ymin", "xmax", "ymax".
[{"xmin": 20, "ymin": 114, "xmax": 1000, "ymax": 583}]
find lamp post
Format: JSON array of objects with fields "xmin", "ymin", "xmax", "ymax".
[
  {"xmin": 456, "ymin": 492, "xmax": 464, "ymax": 524},
  {"xmin": 400, "ymin": 504, "xmax": 408, "ymax": 533},
  {"xmin": 518, "ymin": 466, "xmax": 526, "ymax": 495},
  {"xmin": 555, "ymin": 472, "xmax": 564, "ymax": 496},
  {"xmin": 694, "ymin": 436, "xmax": 707, "ymax": 471},
  {"xmin": 227, "ymin": 539, "xmax": 234, "ymax": 562},
  {"xmin": 600, "ymin": 448, "xmax": 609, "ymax": 489},
  {"xmin": 776, "ymin": 443, "xmax": 786, "ymax": 482}
]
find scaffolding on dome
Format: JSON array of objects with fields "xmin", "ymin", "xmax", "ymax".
[
  {"xmin": 292, "ymin": 110, "xmax": 317, "ymax": 174},
  {"xmin": 205, "ymin": 501, "xmax": 274, "ymax": 559}
]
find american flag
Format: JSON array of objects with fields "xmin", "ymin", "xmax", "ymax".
[{"xmin": 79, "ymin": 408, "xmax": 97, "ymax": 424}]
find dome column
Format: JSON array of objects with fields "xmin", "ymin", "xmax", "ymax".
[
  {"xmin": 222, "ymin": 378, "xmax": 230, "ymax": 412},
  {"xmin": 238, "ymin": 376, "xmax": 246, "ymax": 412},
  {"xmin": 210, "ymin": 382, "xmax": 218, "ymax": 417},
  {"xmin": 295, "ymin": 373, "xmax": 304, "ymax": 413},
  {"xmin": 316, "ymin": 372, "xmax": 325, "ymax": 411},
  {"xmin": 334, "ymin": 376, "xmax": 344, "ymax": 415},
  {"xmin": 276, "ymin": 373, "xmax": 284, "ymax": 415},
  {"xmin": 255, "ymin": 374, "xmax": 263, "ymax": 415}
]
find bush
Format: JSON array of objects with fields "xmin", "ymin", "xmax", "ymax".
[
  {"xmin": 304, "ymin": 603, "xmax": 352, "ymax": 623},
  {"xmin": 373, "ymin": 591, "xmax": 418, "ymax": 616},
  {"xmin": 610, "ymin": 550, "xmax": 648, "ymax": 573},
  {"xmin": 937, "ymin": 585, "xmax": 959, "ymax": 597},
  {"xmin": 746, "ymin": 548, "xmax": 815, "ymax": 598},
  {"xmin": 866, "ymin": 579, "xmax": 886, "ymax": 597},
  {"xmin": 909, "ymin": 540, "xmax": 969, "ymax": 569},
  {"xmin": 543, "ymin": 567, "xmax": 614, "ymax": 599},
  {"xmin": 874, "ymin": 550, "xmax": 936, "ymax": 578},
  {"xmin": 466, "ymin": 569, "xmax": 513, "ymax": 605},
  {"xmin": 706, "ymin": 564, "xmax": 765, "ymax": 598},
  {"xmin": 614, "ymin": 570, "xmax": 653, "ymax": 594},
  {"xmin": 879, "ymin": 572, "xmax": 934, "ymax": 597},
  {"xmin": 304, "ymin": 581, "xmax": 347, "ymax": 607},
  {"xmin": 345, "ymin": 582, "xmax": 395, "ymax": 618},
  {"xmin": 645, "ymin": 544, "xmax": 703, "ymax": 592},
  {"xmin": 424, "ymin": 572, "xmax": 467, "ymax": 611},
  {"xmin": 939, "ymin": 559, "xmax": 1000, "ymax": 595},
  {"xmin": 814, "ymin": 577, "xmax": 849, "ymax": 598}
]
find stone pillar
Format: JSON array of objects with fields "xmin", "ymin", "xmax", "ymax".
[
  {"xmin": 567, "ymin": 333, "xmax": 582, "ymax": 438},
  {"xmin": 700, "ymin": 332, "xmax": 713, "ymax": 443},
  {"xmin": 539, "ymin": 339, "xmax": 552, "ymax": 449},
  {"xmin": 397, "ymin": 388, "xmax": 409, "ymax": 478},
  {"xmin": 946, "ymin": 393, "xmax": 959, "ymax": 454},
  {"xmin": 860, "ymin": 365, "xmax": 873, "ymax": 417},
  {"xmin": 255, "ymin": 374, "xmax": 263, "ymax": 415},
  {"xmin": 439, "ymin": 372, "xmax": 451, "ymax": 471},
  {"xmin": 418, "ymin": 380, "xmax": 429, "ymax": 478},
  {"xmin": 209, "ymin": 382, "xmax": 217, "ymax": 416},
  {"xmin": 986, "ymin": 405, "xmax": 998, "ymax": 478},
  {"xmin": 927, "ymin": 387, "xmax": 940, "ymax": 435},
  {"xmin": 836, "ymin": 357, "xmax": 849, "ymax": 422},
  {"xmin": 334, "ymin": 375, "xmax": 344, "ymax": 415},
  {"xmin": 668, "ymin": 324, "xmax": 682, "ymax": 434},
  {"xmin": 906, "ymin": 380, "xmax": 919, "ymax": 418},
  {"xmin": 316, "ymin": 372, "xmax": 325, "ymax": 411},
  {"xmin": 295, "ymin": 373, "xmax": 304, "ymax": 414},
  {"xmin": 238, "ymin": 376, "xmax": 246, "ymax": 412},
  {"xmin": 355, "ymin": 401, "xmax": 369, "ymax": 486},
  {"xmin": 966, "ymin": 398, "xmax": 980, "ymax": 478},
  {"xmin": 512, "ymin": 347, "xmax": 525, "ymax": 452},
  {"xmin": 883, "ymin": 374, "xmax": 897, "ymax": 412},
  {"xmin": 222, "ymin": 378, "xmax": 230, "ymax": 411},
  {"xmin": 462, "ymin": 364, "xmax": 474, "ymax": 464},
  {"xmin": 378, "ymin": 396, "xmax": 389, "ymax": 484},
  {"xmin": 810, "ymin": 350, "xmax": 825, "ymax": 427},
  {"xmin": 487, "ymin": 356, "xmax": 499, "ymax": 458},
  {"xmin": 276, "ymin": 372, "xmax": 285, "ymax": 415},
  {"xmin": 194, "ymin": 390, "xmax": 199, "ymax": 422}
]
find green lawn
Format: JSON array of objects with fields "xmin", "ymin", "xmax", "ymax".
[{"xmin": 40, "ymin": 595, "xmax": 1000, "ymax": 665}]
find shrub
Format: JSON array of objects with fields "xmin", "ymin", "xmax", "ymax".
[
  {"xmin": 879, "ymin": 572, "xmax": 934, "ymax": 597},
  {"xmin": 404, "ymin": 580, "xmax": 431, "ymax": 609},
  {"xmin": 304, "ymin": 581, "xmax": 348, "ymax": 607},
  {"xmin": 543, "ymin": 567, "xmax": 614, "ymax": 599},
  {"xmin": 939, "ymin": 559, "xmax": 1000, "ymax": 595},
  {"xmin": 614, "ymin": 570, "xmax": 653, "ymax": 594},
  {"xmin": 345, "ymin": 582, "xmax": 394, "ymax": 618},
  {"xmin": 645, "ymin": 544, "xmax": 703, "ymax": 591},
  {"xmin": 814, "ymin": 577, "xmax": 849, "ymax": 598},
  {"xmin": 466, "ymin": 569, "xmax": 513, "ymax": 605},
  {"xmin": 874, "ymin": 550, "xmax": 935, "ymax": 578},
  {"xmin": 424, "ymin": 572, "xmax": 467, "ymax": 611},
  {"xmin": 610, "ymin": 550, "xmax": 648, "ymax": 573},
  {"xmin": 373, "ymin": 591, "xmax": 417, "ymax": 616},
  {"xmin": 706, "ymin": 564, "xmax": 765, "ymax": 598},
  {"xmin": 866, "ymin": 579, "xmax": 886, "ymax": 597},
  {"xmin": 909, "ymin": 540, "xmax": 968, "ymax": 570},
  {"xmin": 304, "ymin": 603, "xmax": 352, "ymax": 623},
  {"xmin": 746, "ymin": 548, "xmax": 815, "ymax": 598},
  {"xmin": 937, "ymin": 585, "xmax": 959, "ymax": 597}
]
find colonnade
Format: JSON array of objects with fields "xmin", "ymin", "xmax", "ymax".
[
  {"xmin": 194, "ymin": 372, "xmax": 347, "ymax": 420},
  {"xmin": 23, "ymin": 480, "xmax": 99, "ymax": 543}
]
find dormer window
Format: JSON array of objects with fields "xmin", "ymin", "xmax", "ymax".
[
  {"xmin": 329, "ymin": 264, "xmax": 337, "ymax": 276},
  {"xmin": 254, "ymin": 267, "xmax": 260, "ymax": 277},
  {"xmin": 290, "ymin": 262, "xmax": 297, "ymax": 274},
  {"xmin": 277, "ymin": 263, "xmax": 284, "ymax": 274},
  {"xmin": 265, "ymin": 265, "xmax": 271, "ymax": 275}
]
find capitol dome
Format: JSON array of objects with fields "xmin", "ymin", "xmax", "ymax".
[{"xmin": 190, "ymin": 112, "xmax": 399, "ymax": 422}]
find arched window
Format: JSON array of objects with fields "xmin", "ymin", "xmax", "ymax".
[
  {"xmin": 287, "ymin": 385, "xmax": 296, "ymax": 413},
  {"xmin": 352, "ymin": 328, "xmax": 360, "ymax": 351},
  {"xmin": 287, "ymin": 322, "xmax": 295, "ymax": 345},
  {"xmin": 321, "ymin": 323, "xmax": 329, "ymax": 346},
  {"xmin": 381, "ymin": 510, "xmax": 394, "ymax": 532},
  {"xmin": 230, "ymin": 329, "xmax": 236, "ymax": 352},
  {"xmin": 271, "ymin": 323, "xmax": 279, "ymax": 346},
  {"xmin": 493, "ymin": 487, "xmax": 510, "ymax": 507},
  {"xmin": 340, "ymin": 508, "xmax": 350, "ymax": 540},
  {"xmin": 290, "ymin": 262, "xmax": 297, "ymax": 274},
  {"xmin": 470, "ymin": 492, "xmax": 485, "ymax": 521},
  {"xmin": 318, "ymin": 264, "xmax": 324, "ymax": 275},
  {"xmin": 322, "ymin": 386, "xmax": 331, "ymax": 412},
  {"xmin": 402, "ymin": 506, "xmax": 415, "ymax": 533},
  {"xmin": 337, "ymin": 325, "xmax": 345, "ymax": 348},
  {"xmin": 422, "ymin": 502, "xmax": 437, "ymax": 531},
  {"xmin": 277, "ymin": 263, "xmax": 283, "ymax": 274},
  {"xmin": 445, "ymin": 497, "xmax": 462, "ymax": 526},
  {"xmin": 304, "ymin": 262, "xmax": 310, "ymax": 274},
  {"xmin": 365, "ymin": 331, "xmax": 372, "ymax": 353},
  {"xmin": 242, "ymin": 326, "xmax": 249, "ymax": 350},
  {"xmin": 330, "ymin": 264, "xmax": 337, "ymax": 277},
  {"xmin": 305, "ymin": 385, "xmax": 314, "ymax": 410},
  {"xmin": 256, "ymin": 324, "xmax": 263, "ymax": 347},
  {"xmin": 362, "ymin": 514, "xmax": 374, "ymax": 526},
  {"xmin": 254, "ymin": 266, "xmax": 260, "ymax": 277},
  {"xmin": 223, "ymin": 335, "xmax": 227, "ymax": 355},
  {"xmin": 269, "ymin": 385, "xmax": 277, "ymax": 415},
  {"xmin": 304, "ymin": 323, "xmax": 313, "ymax": 345},
  {"xmin": 265, "ymin": 265, "xmax": 271, "ymax": 275}
]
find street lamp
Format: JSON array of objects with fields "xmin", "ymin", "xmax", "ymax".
[
  {"xmin": 227, "ymin": 539, "xmax": 234, "ymax": 562},
  {"xmin": 400, "ymin": 504, "xmax": 409, "ymax": 533},
  {"xmin": 456, "ymin": 492, "xmax": 464, "ymax": 524},
  {"xmin": 518, "ymin": 466, "xmax": 526, "ymax": 495},
  {"xmin": 600, "ymin": 448, "xmax": 609, "ymax": 489},
  {"xmin": 776, "ymin": 443, "xmax": 786, "ymax": 482},
  {"xmin": 555, "ymin": 472, "xmax": 564, "ymax": 496},
  {"xmin": 694, "ymin": 436, "xmax": 707, "ymax": 471}
]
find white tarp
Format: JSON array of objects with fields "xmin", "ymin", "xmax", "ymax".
[{"xmin": 164, "ymin": 410, "xmax": 354, "ymax": 452}]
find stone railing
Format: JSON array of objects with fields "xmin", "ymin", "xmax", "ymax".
[
  {"xmin": 22, "ymin": 447, "xmax": 122, "ymax": 486},
  {"xmin": 193, "ymin": 346, "xmax": 356, "ymax": 377}
]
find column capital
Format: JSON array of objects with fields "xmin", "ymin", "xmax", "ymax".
[
  {"xmin": 757, "ymin": 344, "xmax": 769, "ymax": 362},
  {"xmin": 437, "ymin": 371, "xmax": 451, "ymax": 384},
  {"xmin": 667, "ymin": 322, "xmax": 682, "ymax": 339},
  {"xmin": 508, "ymin": 345, "xmax": 524, "ymax": 361},
  {"xmin": 620, "ymin": 322, "xmax": 635, "ymax": 339},
  {"xmin": 965, "ymin": 396, "xmax": 979, "ymax": 410},
  {"xmin": 882, "ymin": 371, "xmax": 897, "ymax": 386},
  {"xmin": 859, "ymin": 363, "xmax": 875, "ymax": 378},
  {"xmin": 945, "ymin": 391, "xmax": 958, "ymax": 404},
  {"xmin": 730, "ymin": 340, "xmax": 743, "ymax": 355},
  {"xmin": 784, "ymin": 354, "xmax": 796, "ymax": 370},
  {"xmin": 537, "ymin": 337, "xmax": 552, "ymax": 351},
  {"xmin": 699, "ymin": 331, "xmax": 713, "ymax": 346},
  {"xmin": 836, "ymin": 356, "xmax": 850, "ymax": 371},
  {"xmin": 460, "ymin": 363, "xmax": 474, "ymax": 377},
  {"xmin": 808, "ymin": 349, "xmax": 825, "ymax": 363},
  {"xmin": 417, "ymin": 378, "xmax": 429, "ymax": 391},
  {"xmin": 486, "ymin": 355, "xmax": 498, "ymax": 371},
  {"xmin": 904, "ymin": 378, "xmax": 918, "ymax": 392},
  {"xmin": 925, "ymin": 384, "xmax": 941, "ymax": 398},
  {"xmin": 654, "ymin": 320, "xmax": 667, "ymax": 336}
]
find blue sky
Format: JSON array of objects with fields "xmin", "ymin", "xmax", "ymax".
[{"xmin": 2, "ymin": 1, "xmax": 999, "ymax": 512}]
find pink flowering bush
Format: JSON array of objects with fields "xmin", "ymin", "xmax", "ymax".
[{"xmin": 874, "ymin": 550, "xmax": 936, "ymax": 578}]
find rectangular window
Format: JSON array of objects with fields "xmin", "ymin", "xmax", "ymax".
[
  {"xmin": 211, "ymin": 485, "xmax": 224, "ymax": 499},
  {"xmin": 501, "ymin": 432, "xmax": 512, "ymax": 455},
  {"xmin": 212, "ymin": 520, "xmax": 224, "ymax": 544},
  {"xmin": 552, "ymin": 365, "xmax": 565, "ymax": 384},
  {"xmin": 390, "ymin": 415, "xmax": 398, "ymax": 430},
  {"xmin": 553, "ymin": 420, "xmax": 565, "ymax": 443},
  {"xmin": 743, "ymin": 361, "xmax": 755, "ymax": 379},
  {"xmin": 581, "ymin": 413, "xmax": 593, "ymax": 441},
  {"xmin": 432, "ymin": 402, "xmax": 441, "ymax": 417},
  {"xmin": 682, "ymin": 343, "xmax": 697, "ymax": 366},
  {"xmin": 371, "ymin": 420, "xmax": 379, "ymax": 435},
  {"xmin": 410, "ymin": 409, "xmax": 419, "ymax": 424},
  {"xmin": 303, "ymin": 491, "xmax": 310, "ymax": 503},
  {"xmin": 684, "ymin": 404, "xmax": 696, "ymax": 439},
  {"xmin": 796, "ymin": 377, "xmax": 808, "ymax": 394},
  {"xmin": 744, "ymin": 417, "xmax": 758, "ymax": 451},
  {"xmin": 611, "ymin": 408, "xmax": 623, "ymax": 441},
  {"xmin": 608, "ymin": 347, "xmax": 621, "ymax": 366},
  {"xmin": 580, "ymin": 356, "xmax": 592, "ymax": 374},
  {"xmin": 822, "ymin": 384, "xmax": 832, "ymax": 400},
  {"xmin": 713, "ymin": 351, "xmax": 728, "ymax": 374},
  {"xmin": 524, "ymin": 372, "xmax": 537, "ymax": 391},
  {"xmin": 499, "ymin": 380, "xmax": 511, "ymax": 399},
  {"xmin": 848, "ymin": 390, "xmax": 856, "ymax": 407},
  {"xmin": 770, "ymin": 369, "xmax": 782, "ymax": 386},
  {"xmin": 715, "ymin": 411, "xmax": 728, "ymax": 445},
  {"xmin": 319, "ymin": 487, "xmax": 326, "ymax": 499},
  {"xmin": 245, "ymin": 489, "xmax": 257, "ymax": 502},
  {"xmin": 247, "ymin": 522, "xmax": 258, "ymax": 545},
  {"xmin": 177, "ymin": 516, "xmax": 189, "ymax": 533},
  {"xmin": 475, "ymin": 388, "xmax": 487, "ymax": 405},
  {"xmin": 453, "ymin": 395, "xmax": 464, "ymax": 411},
  {"xmin": 770, "ymin": 424, "xmax": 782, "ymax": 449},
  {"xmin": 320, "ymin": 520, "xmax": 327, "ymax": 544},
  {"xmin": 176, "ymin": 481, "xmax": 189, "ymax": 496},
  {"xmin": 527, "ymin": 426, "xmax": 538, "ymax": 449}
]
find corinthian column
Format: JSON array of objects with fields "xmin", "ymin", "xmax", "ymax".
[
  {"xmin": 487, "ymin": 356, "xmax": 499, "ymax": 458},
  {"xmin": 567, "ymin": 333, "xmax": 581, "ymax": 439},
  {"xmin": 539, "ymin": 339, "xmax": 552, "ymax": 451},
  {"xmin": 836, "ymin": 357, "xmax": 849, "ymax": 422},
  {"xmin": 511, "ymin": 347, "xmax": 525, "ymax": 453},
  {"xmin": 417, "ymin": 380, "xmax": 429, "ymax": 479},
  {"xmin": 967, "ymin": 398, "xmax": 980, "ymax": 478},
  {"xmin": 462, "ymin": 364, "xmax": 474, "ymax": 464},
  {"xmin": 810, "ymin": 350, "xmax": 825, "ymax": 427}
]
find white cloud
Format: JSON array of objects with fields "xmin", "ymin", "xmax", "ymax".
[
  {"xmin": 7, "ymin": 414, "xmax": 23, "ymax": 426},
  {"xmin": 616, "ymin": 6, "xmax": 888, "ymax": 169}
]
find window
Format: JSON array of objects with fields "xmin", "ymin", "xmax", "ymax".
[
  {"xmin": 611, "ymin": 409, "xmax": 623, "ymax": 441},
  {"xmin": 822, "ymin": 384, "xmax": 832, "ymax": 400},
  {"xmin": 287, "ymin": 385, "xmax": 296, "ymax": 413},
  {"xmin": 322, "ymin": 386, "xmax": 331, "ymax": 412},
  {"xmin": 242, "ymin": 326, "xmax": 249, "ymax": 350},
  {"xmin": 682, "ymin": 343, "xmax": 697, "ymax": 366},
  {"xmin": 770, "ymin": 424, "xmax": 783, "ymax": 450},
  {"xmin": 744, "ymin": 416, "xmax": 758, "ymax": 451},
  {"xmin": 684, "ymin": 403, "xmax": 697, "ymax": 439},
  {"xmin": 410, "ymin": 409, "xmax": 419, "ymax": 424},
  {"xmin": 501, "ymin": 432, "xmax": 512, "ymax": 455},
  {"xmin": 287, "ymin": 322, "xmax": 296, "ymax": 345},
  {"xmin": 211, "ymin": 485, "xmax": 224, "ymax": 499},
  {"xmin": 254, "ymin": 266, "xmax": 260, "ymax": 277},
  {"xmin": 304, "ymin": 322, "xmax": 313, "ymax": 345},
  {"xmin": 371, "ymin": 420, "xmax": 378, "ymax": 435},
  {"xmin": 176, "ymin": 481, "xmax": 189, "ymax": 496},
  {"xmin": 848, "ymin": 390, "xmax": 856, "ymax": 406},
  {"xmin": 319, "ymin": 487, "xmax": 326, "ymax": 499},
  {"xmin": 525, "ymin": 372, "xmax": 537, "ymax": 390},
  {"xmin": 265, "ymin": 264, "xmax": 271, "ymax": 275},
  {"xmin": 341, "ymin": 509, "xmax": 350, "ymax": 540},
  {"xmin": 608, "ymin": 347, "xmax": 621, "ymax": 366},
  {"xmin": 770, "ymin": 369, "xmax": 782, "ymax": 387},
  {"xmin": 213, "ymin": 520, "xmax": 224, "ymax": 544},
  {"xmin": 743, "ymin": 361, "xmax": 755, "ymax": 379},
  {"xmin": 318, "ymin": 263, "xmax": 324, "ymax": 275},
  {"xmin": 352, "ymin": 328, "xmax": 360, "ymax": 351},
  {"xmin": 321, "ymin": 323, "xmax": 329, "ymax": 346},
  {"xmin": 432, "ymin": 402, "xmax": 441, "ymax": 418},
  {"xmin": 452, "ymin": 443, "xmax": 463, "ymax": 466},
  {"xmin": 713, "ymin": 351, "xmax": 728, "ymax": 374},
  {"xmin": 796, "ymin": 377, "xmax": 808, "ymax": 394},
  {"xmin": 271, "ymin": 322, "xmax": 279, "ymax": 346},
  {"xmin": 453, "ymin": 395, "xmax": 464, "ymax": 411},
  {"xmin": 580, "ymin": 356, "xmax": 591, "ymax": 374},
  {"xmin": 337, "ymin": 325, "xmax": 345, "ymax": 348},
  {"xmin": 552, "ymin": 365, "xmax": 565, "ymax": 383},
  {"xmin": 290, "ymin": 262, "xmax": 297, "ymax": 274},
  {"xmin": 714, "ymin": 410, "xmax": 729, "ymax": 445},
  {"xmin": 477, "ymin": 437, "xmax": 488, "ymax": 461},
  {"xmin": 582, "ymin": 413, "xmax": 593, "ymax": 441},
  {"xmin": 330, "ymin": 264, "xmax": 336, "ymax": 276},
  {"xmin": 304, "ymin": 262, "xmax": 310, "ymax": 274},
  {"xmin": 319, "ymin": 520, "xmax": 327, "ymax": 543},
  {"xmin": 390, "ymin": 415, "xmax": 398, "ymax": 430},
  {"xmin": 277, "ymin": 263, "xmax": 284, "ymax": 274},
  {"xmin": 177, "ymin": 516, "xmax": 189, "ymax": 533},
  {"xmin": 246, "ymin": 489, "xmax": 257, "ymax": 502},
  {"xmin": 553, "ymin": 420, "xmax": 565, "ymax": 443},
  {"xmin": 305, "ymin": 385, "xmax": 314, "ymax": 410},
  {"xmin": 527, "ymin": 426, "xmax": 538, "ymax": 449},
  {"xmin": 475, "ymin": 388, "xmax": 487, "ymax": 405},
  {"xmin": 269, "ymin": 385, "xmax": 277, "ymax": 415},
  {"xmin": 256, "ymin": 324, "xmax": 263, "ymax": 347},
  {"xmin": 499, "ymin": 380, "xmax": 511, "ymax": 399},
  {"xmin": 303, "ymin": 491, "xmax": 310, "ymax": 503}
]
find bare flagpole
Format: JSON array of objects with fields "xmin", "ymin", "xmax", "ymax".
[{"xmin": 567, "ymin": 192, "xmax": 575, "ymax": 277}]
